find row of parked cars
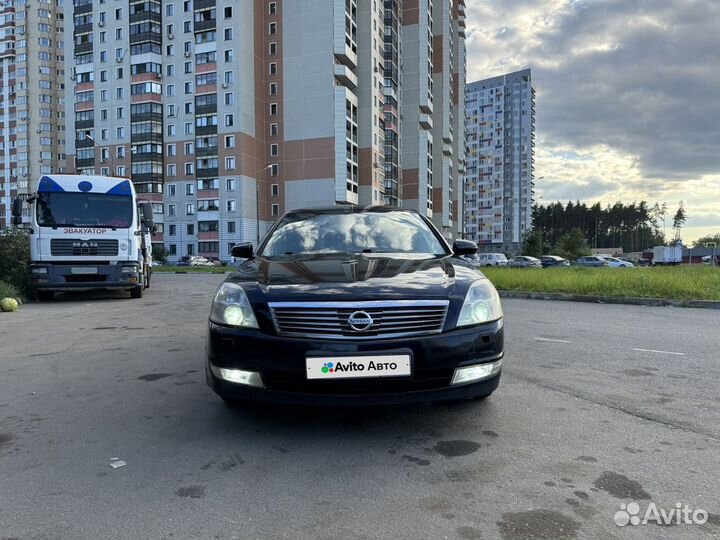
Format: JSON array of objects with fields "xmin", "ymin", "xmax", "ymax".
[{"xmin": 462, "ymin": 253, "xmax": 636, "ymax": 269}]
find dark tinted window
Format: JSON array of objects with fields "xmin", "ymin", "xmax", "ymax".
[{"xmin": 261, "ymin": 211, "xmax": 448, "ymax": 257}]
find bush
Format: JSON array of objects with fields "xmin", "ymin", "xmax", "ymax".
[
  {"xmin": 152, "ymin": 244, "xmax": 170, "ymax": 264},
  {"xmin": 0, "ymin": 228, "xmax": 32, "ymax": 298},
  {"xmin": 0, "ymin": 280, "xmax": 21, "ymax": 302}
]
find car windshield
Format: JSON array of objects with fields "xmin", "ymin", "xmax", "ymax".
[
  {"xmin": 260, "ymin": 211, "xmax": 448, "ymax": 257},
  {"xmin": 36, "ymin": 192, "xmax": 133, "ymax": 228}
]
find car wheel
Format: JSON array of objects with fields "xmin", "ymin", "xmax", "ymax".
[{"xmin": 37, "ymin": 290, "xmax": 54, "ymax": 301}]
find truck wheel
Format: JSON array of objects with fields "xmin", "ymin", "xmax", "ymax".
[
  {"xmin": 37, "ymin": 291, "xmax": 54, "ymax": 301},
  {"xmin": 131, "ymin": 285, "xmax": 143, "ymax": 299}
]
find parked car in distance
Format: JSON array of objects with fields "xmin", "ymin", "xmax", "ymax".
[
  {"xmin": 540, "ymin": 255, "xmax": 570, "ymax": 268},
  {"xmin": 599, "ymin": 256, "xmax": 634, "ymax": 268},
  {"xmin": 575, "ymin": 256, "xmax": 610, "ymax": 267},
  {"xmin": 478, "ymin": 253, "xmax": 509, "ymax": 267},
  {"xmin": 459, "ymin": 253, "xmax": 482, "ymax": 268},
  {"xmin": 508, "ymin": 256, "xmax": 542, "ymax": 268},
  {"xmin": 177, "ymin": 255, "xmax": 215, "ymax": 267},
  {"xmin": 206, "ymin": 207, "xmax": 505, "ymax": 406}
]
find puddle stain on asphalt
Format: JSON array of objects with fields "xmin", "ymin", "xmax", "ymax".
[
  {"xmin": 402, "ymin": 454, "xmax": 430, "ymax": 466},
  {"xmin": 497, "ymin": 510, "xmax": 581, "ymax": 540},
  {"xmin": 174, "ymin": 485, "xmax": 206, "ymax": 499},
  {"xmin": 137, "ymin": 373, "xmax": 173, "ymax": 382},
  {"xmin": 433, "ymin": 440, "xmax": 481, "ymax": 457},
  {"xmin": 593, "ymin": 471, "xmax": 651, "ymax": 500}
]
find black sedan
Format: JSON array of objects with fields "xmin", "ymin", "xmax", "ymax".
[{"xmin": 206, "ymin": 207, "xmax": 504, "ymax": 406}]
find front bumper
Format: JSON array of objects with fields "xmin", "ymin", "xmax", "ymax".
[
  {"xmin": 206, "ymin": 320, "xmax": 504, "ymax": 405},
  {"xmin": 31, "ymin": 262, "xmax": 140, "ymax": 292}
]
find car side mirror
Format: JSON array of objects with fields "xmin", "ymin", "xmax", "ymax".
[
  {"xmin": 140, "ymin": 201, "xmax": 154, "ymax": 229},
  {"xmin": 11, "ymin": 198, "xmax": 23, "ymax": 225},
  {"xmin": 231, "ymin": 242, "xmax": 254, "ymax": 259},
  {"xmin": 452, "ymin": 239, "xmax": 478, "ymax": 256}
]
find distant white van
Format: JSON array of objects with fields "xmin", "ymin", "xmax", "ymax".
[{"xmin": 478, "ymin": 253, "xmax": 508, "ymax": 266}]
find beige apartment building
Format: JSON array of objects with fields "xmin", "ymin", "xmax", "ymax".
[
  {"xmin": 1, "ymin": 0, "xmax": 66, "ymax": 227},
  {"xmin": 64, "ymin": 0, "xmax": 466, "ymax": 261}
]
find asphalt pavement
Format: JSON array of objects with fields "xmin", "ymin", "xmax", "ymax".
[{"xmin": 1, "ymin": 274, "xmax": 718, "ymax": 540}]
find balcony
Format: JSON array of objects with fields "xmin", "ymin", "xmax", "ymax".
[
  {"xmin": 196, "ymin": 167, "xmax": 219, "ymax": 178},
  {"xmin": 419, "ymin": 113, "xmax": 433, "ymax": 130},
  {"xmin": 334, "ymin": 64, "xmax": 358, "ymax": 89},
  {"xmin": 194, "ymin": 19, "xmax": 216, "ymax": 33}
]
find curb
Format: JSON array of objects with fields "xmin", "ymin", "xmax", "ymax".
[{"xmin": 497, "ymin": 291, "xmax": 720, "ymax": 310}]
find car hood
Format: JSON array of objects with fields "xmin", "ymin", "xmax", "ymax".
[{"xmin": 226, "ymin": 253, "xmax": 482, "ymax": 302}]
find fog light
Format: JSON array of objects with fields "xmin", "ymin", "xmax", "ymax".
[
  {"xmin": 32, "ymin": 267, "xmax": 48, "ymax": 274},
  {"xmin": 210, "ymin": 365, "xmax": 263, "ymax": 388},
  {"xmin": 451, "ymin": 359, "xmax": 503, "ymax": 386}
]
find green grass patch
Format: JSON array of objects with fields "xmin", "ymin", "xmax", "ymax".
[
  {"xmin": 482, "ymin": 266, "xmax": 720, "ymax": 301},
  {"xmin": 154, "ymin": 265, "xmax": 232, "ymax": 274}
]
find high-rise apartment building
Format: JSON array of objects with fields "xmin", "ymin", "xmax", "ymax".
[
  {"xmin": 464, "ymin": 69, "xmax": 535, "ymax": 253},
  {"xmin": 64, "ymin": 0, "xmax": 466, "ymax": 261},
  {"xmin": 1, "ymin": 0, "xmax": 66, "ymax": 227}
]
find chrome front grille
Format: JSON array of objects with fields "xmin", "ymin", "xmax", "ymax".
[
  {"xmin": 50, "ymin": 239, "xmax": 119, "ymax": 257},
  {"xmin": 268, "ymin": 301, "xmax": 450, "ymax": 340}
]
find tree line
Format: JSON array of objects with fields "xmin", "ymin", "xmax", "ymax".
[{"xmin": 527, "ymin": 201, "xmax": 689, "ymax": 256}]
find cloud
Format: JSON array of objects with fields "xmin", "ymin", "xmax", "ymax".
[{"xmin": 465, "ymin": 0, "xmax": 720, "ymax": 240}]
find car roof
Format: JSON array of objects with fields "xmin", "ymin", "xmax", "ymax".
[{"xmin": 284, "ymin": 206, "xmax": 418, "ymax": 217}]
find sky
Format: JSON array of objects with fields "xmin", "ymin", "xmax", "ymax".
[{"xmin": 464, "ymin": 0, "xmax": 720, "ymax": 242}]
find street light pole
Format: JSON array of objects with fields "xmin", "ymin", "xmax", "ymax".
[{"xmin": 256, "ymin": 164, "xmax": 273, "ymax": 246}]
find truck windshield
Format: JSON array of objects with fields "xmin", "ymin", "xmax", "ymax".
[{"xmin": 36, "ymin": 192, "xmax": 133, "ymax": 228}]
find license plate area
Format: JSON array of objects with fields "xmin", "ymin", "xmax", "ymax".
[
  {"xmin": 71, "ymin": 267, "xmax": 98, "ymax": 275},
  {"xmin": 306, "ymin": 354, "xmax": 412, "ymax": 380}
]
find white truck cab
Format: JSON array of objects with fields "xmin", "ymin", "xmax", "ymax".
[{"xmin": 14, "ymin": 174, "xmax": 154, "ymax": 300}]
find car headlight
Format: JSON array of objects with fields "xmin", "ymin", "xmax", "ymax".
[
  {"xmin": 210, "ymin": 282, "xmax": 259, "ymax": 329},
  {"xmin": 456, "ymin": 280, "xmax": 503, "ymax": 327}
]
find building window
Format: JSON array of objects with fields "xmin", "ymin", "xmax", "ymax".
[
  {"xmin": 227, "ymin": 200, "xmax": 236, "ymax": 212},
  {"xmin": 225, "ymin": 135, "xmax": 235, "ymax": 148},
  {"xmin": 270, "ymin": 143, "xmax": 278, "ymax": 157},
  {"xmin": 269, "ymin": 2, "xmax": 277, "ymax": 15},
  {"xmin": 224, "ymin": 28, "xmax": 232, "ymax": 40},
  {"xmin": 169, "ymin": 244, "xmax": 177, "ymax": 255},
  {"xmin": 187, "ymin": 244, "xmax": 194, "ymax": 255},
  {"xmin": 169, "ymin": 224, "xmax": 176, "ymax": 236},
  {"xmin": 269, "ymin": 82, "xmax": 278, "ymax": 96},
  {"xmin": 168, "ymin": 184, "xmax": 176, "ymax": 197},
  {"xmin": 227, "ymin": 221, "xmax": 235, "ymax": 233},
  {"xmin": 225, "ymin": 114, "xmax": 234, "ymax": 127},
  {"xmin": 225, "ymin": 157, "xmax": 235, "ymax": 170},
  {"xmin": 186, "ymin": 203, "xmax": 195, "ymax": 215},
  {"xmin": 185, "ymin": 183, "xmax": 194, "ymax": 196},
  {"xmin": 185, "ymin": 163, "xmax": 194, "ymax": 175},
  {"xmin": 224, "ymin": 6, "xmax": 232, "ymax": 18},
  {"xmin": 270, "ymin": 103, "xmax": 278, "ymax": 115},
  {"xmin": 187, "ymin": 224, "xmax": 194, "ymax": 235},
  {"xmin": 226, "ymin": 178, "xmax": 235, "ymax": 191},
  {"xmin": 269, "ymin": 42, "xmax": 277, "ymax": 55},
  {"xmin": 168, "ymin": 204, "xmax": 176, "ymax": 216},
  {"xmin": 270, "ymin": 123, "xmax": 278, "ymax": 137},
  {"xmin": 269, "ymin": 22, "xmax": 276, "ymax": 34},
  {"xmin": 271, "ymin": 204, "xmax": 279, "ymax": 217},
  {"xmin": 225, "ymin": 92, "xmax": 234, "ymax": 105},
  {"xmin": 271, "ymin": 183, "xmax": 279, "ymax": 197},
  {"xmin": 270, "ymin": 164, "xmax": 279, "ymax": 177},
  {"xmin": 167, "ymin": 164, "xmax": 177, "ymax": 177}
]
